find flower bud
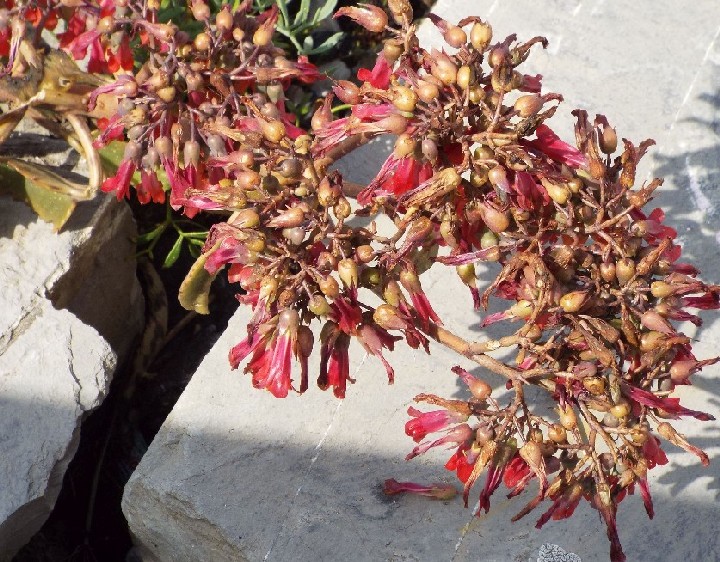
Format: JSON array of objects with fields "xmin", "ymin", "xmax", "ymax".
[
  {"xmin": 609, "ymin": 400, "xmax": 631, "ymax": 419},
  {"xmin": 261, "ymin": 120, "xmax": 286, "ymax": 143},
  {"xmin": 387, "ymin": 0, "xmax": 413, "ymax": 25},
  {"xmin": 559, "ymin": 291, "xmax": 587, "ymax": 313},
  {"xmin": 416, "ymin": 80, "xmax": 440, "ymax": 103},
  {"xmin": 377, "ymin": 114, "xmax": 408, "ymax": 134},
  {"xmin": 215, "ymin": 7, "xmax": 233, "ymax": 31},
  {"xmin": 252, "ymin": 26, "xmax": 273, "ymax": 47},
  {"xmin": 231, "ymin": 208, "xmax": 260, "ymax": 228},
  {"xmin": 514, "ymin": 94, "xmax": 543, "ymax": 117},
  {"xmin": 391, "ymin": 85, "xmax": 417, "ymax": 112},
  {"xmin": 194, "ymin": 32, "xmax": 211, "ymax": 51},
  {"xmin": 615, "ymin": 258, "xmax": 636, "ymax": 286},
  {"xmin": 444, "ymin": 26, "xmax": 467, "ymax": 48},
  {"xmin": 548, "ymin": 424, "xmax": 567, "ymax": 443},
  {"xmin": 259, "ymin": 276, "xmax": 278, "ymax": 302},
  {"xmin": 456, "ymin": 65, "xmax": 475, "ymax": 89},
  {"xmin": 183, "ymin": 140, "xmax": 200, "ymax": 167},
  {"xmin": 430, "ymin": 50, "xmax": 457, "ymax": 85},
  {"xmin": 650, "ymin": 281, "xmax": 675, "ymax": 298},
  {"xmin": 394, "ymin": 133, "xmax": 416, "ymax": 158},
  {"xmin": 356, "ymin": 245, "xmax": 375, "ymax": 264},
  {"xmin": 599, "ymin": 126, "xmax": 618, "ymax": 154},
  {"xmin": 558, "ymin": 404, "xmax": 577, "ymax": 430},
  {"xmin": 332, "ymin": 80, "xmax": 361, "ymax": 104},
  {"xmin": 599, "ymin": 262, "xmax": 616, "ymax": 283},
  {"xmin": 373, "ymin": 304, "xmax": 407, "ymax": 331},
  {"xmin": 334, "ymin": 5, "xmax": 388, "ymax": 33},
  {"xmin": 308, "ymin": 294, "xmax": 330, "ymax": 316},
  {"xmin": 381, "ymin": 40, "xmax": 403, "ymax": 64},
  {"xmin": 268, "ymin": 206, "xmax": 305, "ymax": 228},
  {"xmin": 282, "ymin": 227, "xmax": 306, "ymax": 246},
  {"xmin": 478, "ymin": 202, "xmax": 510, "ymax": 233},
  {"xmin": 191, "ymin": 0, "xmax": 210, "ymax": 21},
  {"xmin": 470, "ymin": 21, "xmax": 492, "ymax": 51},
  {"xmin": 421, "ymin": 138, "xmax": 438, "ymax": 163},
  {"xmin": 541, "ymin": 178, "xmax": 571, "ymax": 205},
  {"xmin": 337, "ymin": 258, "xmax": 359, "ymax": 288},
  {"xmin": 319, "ymin": 275, "xmax": 340, "ymax": 299},
  {"xmin": 334, "ymin": 197, "xmax": 352, "ymax": 220},
  {"xmin": 583, "ymin": 376, "xmax": 606, "ymax": 395},
  {"xmin": 456, "ymin": 263, "xmax": 476, "ymax": 287},
  {"xmin": 509, "ymin": 299, "xmax": 533, "ymax": 319}
]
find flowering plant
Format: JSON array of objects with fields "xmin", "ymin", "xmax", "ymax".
[{"xmin": 1, "ymin": 1, "xmax": 717, "ymax": 560}]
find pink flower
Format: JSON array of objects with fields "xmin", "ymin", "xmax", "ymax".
[
  {"xmin": 229, "ymin": 310, "xmax": 303, "ymax": 398},
  {"xmin": 406, "ymin": 424, "xmax": 474, "ymax": 461},
  {"xmin": 356, "ymin": 323, "xmax": 400, "ymax": 384},
  {"xmin": 622, "ymin": 383, "xmax": 714, "ymax": 421},
  {"xmin": 405, "ymin": 406, "xmax": 466, "ymax": 442},
  {"xmin": 357, "ymin": 54, "xmax": 392, "ymax": 89},
  {"xmin": 383, "ymin": 479, "xmax": 457, "ymax": 500},
  {"xmin": 512, "ymin": 171, "xmax": 549, "ymax": 210}
]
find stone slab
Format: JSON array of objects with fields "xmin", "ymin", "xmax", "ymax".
[
  {"xmin": 123, "ymin": 2, "xmax": 720, "ymax": 562},
  {"xmin": 0, "ymin": 192, "xmax": 144, "ymax": 558}
]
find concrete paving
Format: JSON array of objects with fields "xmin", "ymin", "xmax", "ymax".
[{"xmin": 123, "ymin": 2, "xmax": 720, "ymax": 561}]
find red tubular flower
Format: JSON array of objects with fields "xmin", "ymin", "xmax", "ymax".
[
  {"xmin": 136, "ymin": 170, "xmax": 165, "ymax": 204},
  {"xmin": 593, "ymin": 484, "xmax": 626, "ymax": 562},
  {"xmin": 101, "ymin": 159, "xmax": 136, "ymax": 200},
  {"xmin": 535, "ymin": 482, "xmax": 584, "ymax": 528},
  {"xmin": 318, "ymin": 322, "xmax": 353, "ymax": 398},
  {"xmin": 383, "ymin": 478, "xmax": 457, "ymax": 500}
]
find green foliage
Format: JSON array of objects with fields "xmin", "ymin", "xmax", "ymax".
[{"xmin": 258, "ymin": 0, "xmax": 345, "ymax": 56}]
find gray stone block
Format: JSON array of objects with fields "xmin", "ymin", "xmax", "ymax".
[{"xmin": 0, "ymin": 194, "xmax": 143, "ymax": 559}]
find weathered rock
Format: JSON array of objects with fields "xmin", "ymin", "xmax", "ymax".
[
  {"xmin": 123, "ymin": 2, "xmax": 720, "ymax": 562},
  {"xmin": 0, "ymin": 194, "xmax": 143, "ymax": 559}
]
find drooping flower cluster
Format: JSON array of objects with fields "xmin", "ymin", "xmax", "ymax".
[{"xmin": 1, "ymin": 2, "xmax": 717, "ymax": 561}]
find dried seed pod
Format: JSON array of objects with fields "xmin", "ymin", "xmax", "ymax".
[
  {"xmin": 609, "ymin": 400, "xmax": 631, "ymax": 419},
  {"xmin": 308, "ymin": 294, "xmax": 330, "ymax": 316},
  {"xmin": 388, "ymin": 0, "xmax": 413, "ymax": 25}
]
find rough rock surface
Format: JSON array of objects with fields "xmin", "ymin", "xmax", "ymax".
[
  {"xmin": 0, "ymin": 194, "xmax": 143, "ymax": 559},
  {"xmin": 123, "ymin": 2, "xmax": 720, "ymax": 562}
]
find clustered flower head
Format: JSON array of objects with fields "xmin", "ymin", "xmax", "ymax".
[{"xmin": 2, "ymin": 2, "xmax": 717, "ymax": 560}]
